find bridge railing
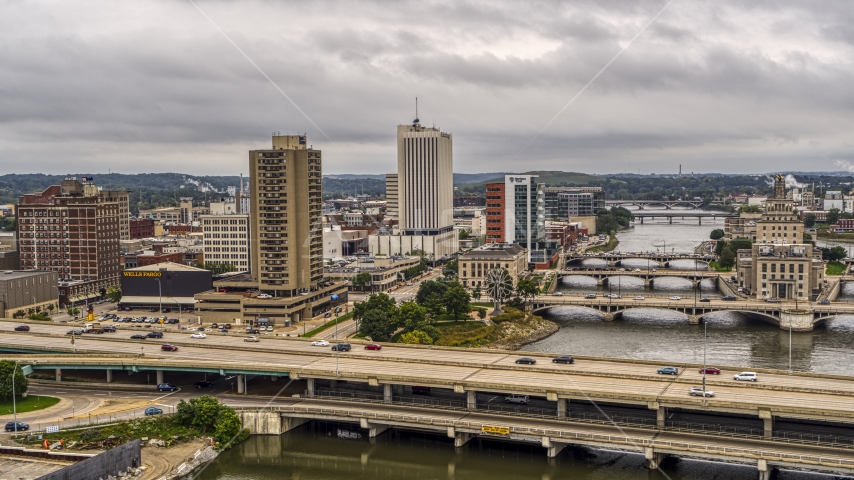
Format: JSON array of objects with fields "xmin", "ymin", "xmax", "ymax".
[{"xmin": 303, "ymin": 390, "xmax": 854, "ymax": 449}]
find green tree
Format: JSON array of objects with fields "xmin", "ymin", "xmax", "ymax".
[
  {"xmin": 714, "ymin": 239, "xmax": 727, "ymax": 256},
  {"xmin": 709, "ymin": 229, "xmax": 724, "ymax": 240},
  {"xmin": 422, "ymin": 293, "xmax": 445, "ymax": 318},
  {"xmin": 357, "ymin": 308, "xmax": 396, "ymax": 341},
  {"xmin": 66, "ymin": 307, "xmax": 79, "ymax": 317},
  {"xmin": 719, "ymin": 246, "xmax": 736, "ymax": 269},
  {"xmin": 458, "ymin": 230, "xmax": 469, "ymax": 240},
  {"xmin": 399, "ymin": 330, "xmax": 434, "ymax": 345},
  {"xmin": 176, "ymin": 395, "xmax": 225, "ymax": 433},
  {"xmin": 213, "ymin": 409, "xmax": 244, "ymax": 446},
  {"xmin": 0, "ymin": 360, "xmax": 28, "ymax": 399},
  {"xmin": 728, "ymin": 238, "xmax": 753, "ymax": 253},
  {"xmin": 821, "ymin": 246, "xmax": 847, "ymax": 261},
  {"xmin": 416, "ymin": 280, "xmax": 448, "ymax": 305},
  {"xmin": 739, "ymin": 205, "xmax": 762, "ymax": 213},
  {"xmin": 515, "ymin": 278, "xmax": 540, "ymax": 307},
  {"xmin": 195, "ymin": 262, "xmax": 237, "ymax": 275},
  {"xmin": 442, "ymin": 282, "xmax": 471, "ymax": 320},
  {"xmin": 827, "ymin": 208, "xmax": 841, "ymax": 226},
  {"xmin": 477, "ymin": 308, "xmax": 487, "ymax": 320},
  {"xmin": 353, "ymin": 293, "xmax": 396, "ymax": 324},
  {"xmin": 352, "ymin": 272, "xmax": 372, "ymax": 292},
  {"xmin": 12, "ymin": 310, "xmax": 25, "ymax": 319},
  {"xmin": 396, "ymin": 301, "xmax": 430, "ymax": 333},
  {"xmin": 804, "ymin": 213, "xmax": 816, "ymax": 228},
  {"xmin": 105, "ymin": 286, "xmax": 122, "ymax": 303},
  {"xmin": 47, "ymin": 304, "xmax": 55, "ymax": 313},
  {"xmin": 442, "ymin": 259, "xmax": 459, "ymax": 279},
  {"xmin": 471, "ymin": 285, "xmax": 482, "ymax": 301}
]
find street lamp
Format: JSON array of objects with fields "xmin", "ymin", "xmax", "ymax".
[
  {"xmin": 702, "ymin": 319, "xmax": 708, "ymax": 403},
  {"xmin": 11, "ymin": 360, "xmax": 19, "ymax": 435},
  {"xmin": 155, "ymin": 278, "xmax": 162, "ymax": 315}
]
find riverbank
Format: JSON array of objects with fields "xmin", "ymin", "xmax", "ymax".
[
  {"xmin": 585, "ymin": 233, "xmax": 619, "ymax": 254},
  {"xmin": 432, "ymin": 309, "xmax": 558, "ymax": 350},
  {"xmin": 816, "ymin": 230, "xmax": 854, "ymax": 243}
]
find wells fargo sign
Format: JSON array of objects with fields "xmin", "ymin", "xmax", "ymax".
[
  {"xmin": 123, "ymin": 271, "xmax": 162, "ymax": 277},
  {"xmin": 481, "ymin": 425, "xmax": 510, "ymax": 435}
]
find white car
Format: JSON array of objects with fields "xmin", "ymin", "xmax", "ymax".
[
  {"xmin": 257, "ymin": 294, "xmax": 273, "ymax": 299},
  {"xmin": 190, "ymin": 333, "xmax": 207, "ymax": 339},
  {"xmin": 553, "ymin": 292, "xmax": 563, "ymax": 296},
  {"xmin": 669, "ymin": 296, "xmax": 681, "ymax": 301},
  {"xmin": 689, "ymin": 386, "xmax": 715, "ymax": 397},
  {"xmin": 311, "ymin": 340, "xmax": 330, "ymax": 346},
  {"xmin": 633, "ymin": 296, "xmax": 645, "ymax": 300},
  {"xmin": 187, "ymin": 327, "xmax": 197, "ymax": 331},
  {"xmin": 244, "ymin": 336, "xmax": 259, "ymax": 342},
  {"xmin": 733, "ymin": 372, "xmax": 758, "ymax": 382}
]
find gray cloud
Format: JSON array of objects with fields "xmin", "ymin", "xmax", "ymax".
[{"xmin": 0, "ymin": 0, "xmax": 852, "ymax": 176}]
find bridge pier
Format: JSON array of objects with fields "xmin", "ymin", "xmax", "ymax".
[
  {"xmin": 55, "ymin": 368, "xmax": 61, "ymax": 382},
  {"xmin": 307, "ymin": 378, "xmax": 315, "ymax": 396},
  {"xmin": 757, "ymin": 459, "xmax": 778, "ymax": 480},
  {"xmin": 156, "ymin": 369, "xmax": 164, "ymax": 385},
  {"xmin": 360, "ymin": 418, "xmax": 389, "ymax": 437},
  {"xmin": 780, "ymin": 310, "xmax": 814, "ymax": 332},
  {"xmin": 106, "ymin": 369, "xmax": 113, "ymax": 383},
  {"xmin": 649, "ymin": 402, "xmax": 665, "ymax": 428},
  {"xmin": 760, "ymin": 410, "xmax": 773, "ymax": 438},
  {"xmin": 466, "ymin": 390, "xmax": 477, "ymax": 410},
  {"xmin": 383, "ymin": 384, "xmax": 392, "ymax": 403},
  {"xmin": 688, "ymin": 315, "xmax": 700, "ymax": 324},
  {"xmin": 237, "ymin": 374, "xmax": 245, "ymax": 394},
  {"xmin": 644, "ymin": 447, "xmax": 667, "ymax": 469},
  {"xmin": 542, "ymin": 437, "xmax": 568, "ymax": 458},
  {"xmin": 557, "ymin": 398, "xmax": 568, "ymax": 418},
  {"xmin": 448, "ymin": 427, "xmax": 474, "ymax": 447},
  {"xmin": 282, "ymin": 416, "xmax": 309, "ymax": 433}
]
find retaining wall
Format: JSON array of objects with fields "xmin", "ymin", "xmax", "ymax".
[{"xmin": 36, "ymin": 440, "xmax": 141, "ymax": 480}]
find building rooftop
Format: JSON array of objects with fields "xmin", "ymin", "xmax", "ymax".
[
  {"xmin": 460, "ymin": 243, "xmax": 526, "ymax": 258},
  {"xmin": 124, "ymin": 262, "xmax": 208, "ymax": 272},
  {"xmin": 0, "ymin": 270, "xmax": 55, "ymax": 281}
]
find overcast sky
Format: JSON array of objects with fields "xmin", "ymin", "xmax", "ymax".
[{"xmin": 1, "ymin": 1, "xmax": 853, "ymax": 176}]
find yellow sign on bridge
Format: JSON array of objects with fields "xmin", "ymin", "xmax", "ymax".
[{"xmin": 481, "ymin": 425, "xmax": 510, "ymax": 435}]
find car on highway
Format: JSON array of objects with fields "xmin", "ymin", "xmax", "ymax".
[
  {"xmin": 604, "ymin": 293, "xmax": 621, "ymax": 299},
  {"xmin": 103, "ymin": 325, "xmax": 116, "ymax": 332},
  {"xmin": 364, "ymin": 344, "xmax": 382, "ymax": 351},
  {"xmin": 14, "ymin": 325, "xmax": 30, "ymax": 332},
  {"xmin": 733, "ymin": 372, "xmax": 758, "ymax": 382},
  {"xmin": 190, "ymin": 333, "xmax": 207, "ymax": 339},
  {"xmin": 224, "ymin": 324, "xmax": 232, "ymax": 329},
  {"xmin": 818, "ymin": 300, "xmax": 830, "ymax": 305},
  {"xmin": 689, "ymin": 386, "xmax": 715, "ymax": 397},
  {"xmin": 411, "ymin": 386, "xmax": 431, "ymax": 395},
  {"xmin": 66, "ymin": 329, "xmax": 83, "ymax": 335},
  {"xmin": 144, "ymin": 407, "xmax": 163, "ymax": 416},
  {"xmin": 633, "ymin": 296, "xmax": 645, "ymax": 300},
  {"xmin": 161, "ymin": 344, "xmax": 178, "ymax": 352},
  {"xmin": 146, "ymin": 331, "xmax": 163, "ymax": 338},
  {"xmin": 552, "ymin": 355, "xmax": 574, "ymax": 364},
  {"xmin": 515, "ymin": 357, "xmax": 536, "ymax": 365},
  {"xmin": 699, "ymin": 298, "xmax": 711, "ymax": 302},
  {"xmin": 584, "ymin": 294, "xmax": 597, "ymax": 299},
  {"xmin": 244, "ymin": 336, "xmax": 260, "ymax": 342},
  {"xmin": 157, "ymin": 383, "xmax": 178, "ymax": 392},
  {"xmin": 698, "ymin": 367, "xmax": 721, "ymax": 375},
  {"xmin": 194, "ymin": 381, "xmax": 212, "ymax": 388},
  {"xmin": 657, "ymin": 366, "xmax": 679, "ymax": 375},
  {"xmin": 311, "ymin": 340, "xmax": 330, "ymax": 347},
  {"xmin": 765, "ymin": 297, "xmax": 781, "ymax": 303},
  {"xmin": 5, "ymin": 421, "xmax": 29, "ymax": 432},
  {"xmin": 721, "ymin": 295, "xmax": 737, "ymax": 301},
  {"xmin": 219, "ymin": 329, "xmax": 229, "ymax": 333},
  {"xmin": 130, "ymin": 334, "xmax": 147, "ymax": 340},
  {"xmin": 505, "ymin": 394, "xmax": 529, "ymax": 405},
  {"xmin": 331, "ymin": 343, "xmax": 351, "ymax": 351},
  {"xmin": 669, "ymin": 296, "xmax": 681, "ymax": 301},
  {"xmin": 552, "ymin": 291, "xmax": 563, "ymax": 296}
]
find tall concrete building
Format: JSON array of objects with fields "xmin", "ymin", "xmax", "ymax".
[
  {"xmin": 385, "ymin": 173, "xmax": 399, "ymax": 221},
  {"xmin": 369, "ymin": 118, "xmax": 458, "ymax": 259},
  {"xmin": 201, "ymin": 206, "xmax": 249, "ymax": 272},
  {"xmin": 249, "ymin": 134, "xmax": 323, "ymax": 294},
  {"xmin": 484, "ymin": 175, "xmax": 545, "ymax": 258}
]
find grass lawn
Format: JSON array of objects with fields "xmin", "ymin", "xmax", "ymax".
[
  {"xmin": 709, "ymin": 261, "xmax": 732, "ymax": 272},
  {"xmin": 826, "ymin": 262, "xmax": 846, "ymax": 275},
  {"xmin": 433, "ymin": 322, "xmax": 497, "ymax": 347},
  {"xmin": 0, "ymin": 395, "xmax": 60, "ymax": 415}
]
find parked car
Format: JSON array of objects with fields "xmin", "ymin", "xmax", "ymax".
[
  {"xmin": 5, "ymin": 421, "xmax": 29, "ymax": 432},
  {"xmin": 505, "ymin": 394, "xmax": 529, "ymax": 405},
  {"xmin": 257, "ymin": 294, "xmax": 273, "ymax": 299},
  {"xmin": 818, "ymin": 300, "xmax": 830, "ymax": 305},
  {"xmin": 324, "ymin": 312, "xmax": 332, "ymax": 318},
  {"xmin": 130, "ymin": 334, "xmax": 147, "ymax": 340},
  {"xmin": 194, "ymin": 381, "xmax": 212, "ymax": 388},
  {"xmin": 244, "ymin": 336, "xmax": 260, "ymax": 342},
  {"xmin": 211, "ymin": 323, "xmax": 219, "ymax": 329},
  {"xmin": 219, "ymin": 329, "xmax": 229, "ymax": 333},
  {"xmin": 689, "ymin": 386, "xmax": 715, "ymax": 397},
  {"xmin": 657, "ymin": 366, "xmax": 679, "ymax": 375},
  {"xmin": 311, "ymin": 340, "xmax": 330, "ymax": 346},
  {"xmin": 146, "ymin": 331, "xmax": 163, "ymax": 338},
  {"xmin": 14, "ymin": 325, "xmax": 30, "ymax": 332},
  {"xmin": 364, "ymin": 343, "xmax": 382, "ymax": 351},
  {"xmin": 157, "ymin": 383, "xmax": 178, "ymax": 392},
  {"xmin": 584, "ymin": 294, "xmax": 597, "ymax": 299},
  {"xmin": 190, "ymin": 333, "xmax": 207, "ymax": 339},
  {"xmin": 331, "ymin": 343, "xmax": 351, "ymax": 351},
  {"xmin": 411, "ymin": 386, "xmax": 431, "ymax": 395},
  {"xmin": 145, "ymin": 407, "xmax": 163, "ymax": 416},
  {"xmin": 669, "ymin": 296, "xmax": 681, "ymax": 301},
  {"xmin": 246, "ymin": 329, "xmax": 260, "ymax": 334},
  {"xmin": 515, "ymin": 357, "xmax": 536, "ymax": 365},
  {"xmin": 552, "ymin": 355, "xmax": 574, "ymax": 364},
  {"xmin": 224, "ymin": 324, "xmax": 232, "ymax": 329},
  {"xmin": 721, "ymin": 296, "xmax": 737, "ymax": 301},
  {"xmin": 733, "ymin": 372, "xmax": 758, "ymax": 382},
  {"xmin": 698, "ymin": 367, "xmax": 721, "ymax": 375}
]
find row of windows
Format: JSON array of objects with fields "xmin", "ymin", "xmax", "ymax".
[{"xmin": 760, "ymin": 263, "xmax": 804, "ymax": 273}]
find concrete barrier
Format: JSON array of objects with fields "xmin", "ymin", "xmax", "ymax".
[{"xmin": 36, "ymin": 439, "xmax": 141, "ymax": 480}]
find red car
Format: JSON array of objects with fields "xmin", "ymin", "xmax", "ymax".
[
  {"xmin": 14, "ymin": 325, "xmax": 30, "ymax": 332},
  {"xmin": 364, "ymin": 344, "xmax": 382, "ymax": 351},
  {"xmin": 699, "ymin": 367, "xmax": 721, "ymax": 375},
  {"xmin": 161, "ymin": 344, "xmax": 178, "ymax": 352}
]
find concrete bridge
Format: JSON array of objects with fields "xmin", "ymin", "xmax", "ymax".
[
  {"xmin": 557, "ymin": 270, "xmax": 721, "ymax": 287},
  {"xmin": 566, "ymin": 253, "xmax": 716, "ymax": 266},
  {"xmin": 605, "ymin": 200, "xmax": 726, "ymax": 210},
  {"xmin": 4, "ymin": 328, "xmax": 854, "ymax": 478},
  {"xmin": 632, "ymin": 212, "xmax": 739, "ymax": 224},
  {"xmin": 531, "ymin": 295, "xmax": 853, "ymax": 331}
]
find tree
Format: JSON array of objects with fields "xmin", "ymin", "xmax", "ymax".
[
  {"xmin": 47, "ymin": 304, "xmax": 55, "ymax": 313},
  {"xmin": 352, "ymin": 272, "xmax": 372, "ymax": 292},
  {"xmin": 515, "ymin": 279, "xmax": 540, "ymax": 308},
  {"xmin": 719, "ymin": 246, "xmax": 736, "ymax": 269},
  {"xmin": 827, "ymin": 208, "xmax": 841, "ymax": 226},
  {"xmin": 804, "ymin": 213, "xmax": 816, "ymax": 228},
  {"xmin": 471, "ymin": 285, "xmax": 482, "ymax": 301},
  {"xmin": 12, "ymin": 310, "xmax": 25, "ymax": 319},
  {"xmin": 728, "ymin": 238, "xmax": 753, "ymax": 253},
  {"xmin": 821, "ymin": 246, "xmax": 847, "ymax": 262},
  {"xmin": 477, "ymin": 308, "xmax": 487, "ymax": 320},
  {"xmin": 176, "ymin": 395, "xmax": 225, "ymax": 433},
  {"xmin": 396, "ymin": 301, "xmax": 430, "ymax": 333},
  {"xmin": 739, "ymin": 205, "xmax": 762, "ymax": 213},
  {"xmin": 709, "ymin": 229, "xmax": 724, "ymax": 240},
  {"xmin": 714, "ymin": 239, "xmax": 727, "ymax": 256},
  {"xmin": 214, "ymin": 409, "xmax": 244, "ymax": 446},
  {"xmin": 353, "ymin": 293, "xmax": 396, "ymax": 324},
  {"xmin": 458, "ymin": 230, "xmax": 469, "ymax": 240},
  {"xmin": 106, "ymin": 286, "xmax": 122, "ymax": 303},
  {"xmin": 442, "ymin": 259, "xmax": 459, "ymax": 279},
  {"xmin": 416, "ymin": 280, "xmax": 448, "ymax": 305},
  {"xmin": 442, "ymin": 282, "xmax": 471, "ymax": 320},
  {"xmin": 399, "ymin": 330, "xmax": 434, "ymax": 345},
  {"xmin": 423, "ymin": 293, "xmax": 445, "ymax": 318},
  {"xmin": 358, "ymin": 308, "xmax": 396, "ymax": 341},
  {"xmin": 195, "ymin": 262, "xmax": 237, "ymax": 275},
  {"xmin": 0, "ymin": 360, "xmax": 28, "ymax": 400},
  {"xmin": 66, "ymin": 307, "xmax": 79, "ymax": 317}
]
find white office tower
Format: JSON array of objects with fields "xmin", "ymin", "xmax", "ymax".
[{"xmin": 370, "ymin": 117, "xmax": 459, "ymax": 260}]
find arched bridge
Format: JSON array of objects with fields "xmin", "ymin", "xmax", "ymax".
[
  {"xmin": 530, "ymin": 296, "xmax": 854, "ymax": 331},
  {"xmin": 605, "ymin": 200, "xmax": 726, "ymax": 210},
  {"xmin": 557, "ymin": 270, "xmax": 721, "ymax": 286}
]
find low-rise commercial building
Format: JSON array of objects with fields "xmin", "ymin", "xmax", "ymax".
[
  {"xmin": 324, "ymin": 256, "xmax": 420, "ymax": 293},
  {"xmin": 119, "ymin": 262, "xmax": 211, "ymax": 310},
  {"xmin": 0, "ymin": 270, "xmax": 59, "ymax": 318},
  {"xmin": 458, "ymin": 243, "xmax": 527, "ymax": 288}
]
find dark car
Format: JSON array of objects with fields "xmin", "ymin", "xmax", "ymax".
[
  {"xmin": 699, "ymin": 367, "xmax": 721, "ymax": 375},
  {"xmin": 150, "ymin": 307, "xmax": 159, "ymax": 312},
  {"xmin": 331, "ymin": 343, "xmax": 351, "ymax": 352},
  {"xmin": 147, "ymin": 331, "xmax": 163, "ymax": 338},
  {"xmin": 67, "ymin": 329, "xmax": 83, "ymax": 335},
  {"xmin": 103, "ymin": 325, "xmax": 116, "ymax": 332},
  {"xmin": 161, "ymin": 344, "xmax": 178, "ymax": 352},
  {"xmin": 211, "ymin": 323, "xmax": 219, "ymax": 329},
  {"xmin": 14, "ymin": 325, "xmax": 30, "ymax": 332},
  {"xmin": 411, "ymin": 386, "xmax": 431, "ymax": 395},
  {"xmin": 194, "ymin": 381, "xmax": 213, "ymax": 388},
  {"xmin": 657, "ymin": 366, "xmax": 679, "ymax": 375},
  {"xmin": 246, "ymin": 329, "xmax": 260, "ymax": 334},
  {"xmin": 219, "ymin": 329, "xmax": 229, "ymax": 333},
  {"xmin": 324, "ymin": 312, "xmax": 332, "ymax": 318},
  {"xmin": 224, "ymin": 324, "xmax": 232, "ymax": 329},
  {"xmin": 721, "ymin": 296, "xmax": 737, "ymax": 301},
  {"xmin": 5, "ymin": 421, "xmax": 29, "ymax": 432},
  {"xmin": 515, "ymin": 357, "xmax": 537, "ymax": 365},
  {"xmin": 699, "ymin": 298, "xmax": 711, "ymax": 302},
  {"xmin": 818, "ymin": 300, "xmax": 830, "ymax": 305},
  {"xmin": 552, "ymin": 355, "xmax": 574, "ymax": 364},
  {"xmin": 144, "ymin": 407, "xmax": 163, "ymax": 416},
  {"xmin": 157, "ymin": 383, "xmax": 178, "ymax": 392},
  {"xmin": 130, "ymin": 334, "xmax": 148, "ymax": 340}
]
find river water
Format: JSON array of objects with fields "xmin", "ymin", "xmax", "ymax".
[{"xmin": 199, "ymin": 211, "xmax": 853, "ymax": 480}]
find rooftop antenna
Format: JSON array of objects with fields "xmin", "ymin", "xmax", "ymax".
[{"xmin": 413, "ymin": 97, "xmax": 420, "ymax": 126}]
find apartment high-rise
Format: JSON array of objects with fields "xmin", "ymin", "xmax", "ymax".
[
  {"xmin": 385, "ymin": 173, "xmax": 399, "ymax": 221},
  {"xmin": 249, "ymin": 134, "xmax": 323, "ymax": 294},
  {"xmin": 202, "ymin": 201, "xmax": 249, "ymax": 272},
  {"xmin": 484, "ymin": 175, "xmax": 545, "ymax": 260}
]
